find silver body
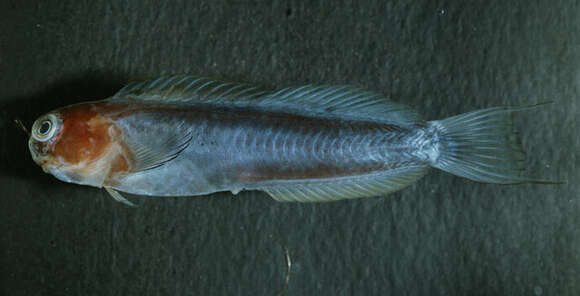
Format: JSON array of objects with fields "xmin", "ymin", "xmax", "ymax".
[
  {"xmin": 112, "ymin": 104, "xmax": 435, "ymax": 197},
  {"xmin": 29, "ymin": 75, "xmax": 537, "ymax": 204}
]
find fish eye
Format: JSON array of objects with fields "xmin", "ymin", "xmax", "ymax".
[
  {"xmin": 32, "ymin": 114, "xmax": 59, "ymax": 142},
  {"xmin": 39, "ymin": 120, "xmax": 51, "ymax": 135}
]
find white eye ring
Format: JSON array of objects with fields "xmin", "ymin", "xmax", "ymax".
[{"xmin": 32, "ymin": 114, "xmax": 59, "ymax": 142}]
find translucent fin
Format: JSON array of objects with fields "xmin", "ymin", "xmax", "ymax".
[
  {"xmin": 262, "ymin": 85, "xmax": 423, "ymax": 126},
  {"xmin": 112, "ymin": 75, "xmax": 423, "ymax": 126},
  {"xmin": 112, "ymin": 75, "xmax": 270, "ymax": 105},
  {"xmin": 262, "ymin": 165, "xmax": 428, "ymax": 202},
  {"xmin": 127, "ymin": 124, "xmax": 193, "ymax": 172},
  {"xmin": 105, "ymin": 187, "xmax": 137, "ymax": 207},
  {"xmin": 430, "ymin": 103, "xmax": 557, "ymax": 184}
]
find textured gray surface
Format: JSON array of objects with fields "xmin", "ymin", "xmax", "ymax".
[{"xmin": 0, "ymin": 0, "xmax": 578, "ymax": 295}]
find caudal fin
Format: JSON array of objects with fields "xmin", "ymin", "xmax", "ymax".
[{"xmin": 429, "ymin": 103, "xmax": 555, "ymax": 184}]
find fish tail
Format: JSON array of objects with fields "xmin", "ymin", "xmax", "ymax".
[{"xmin": 428, "ymin": 103, "xmax": 558, "ymax": 184}]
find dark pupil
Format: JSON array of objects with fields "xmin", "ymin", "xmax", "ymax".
[{"xmin": 39, "ymin": 121, "xmax": 51, "ymax": 135}]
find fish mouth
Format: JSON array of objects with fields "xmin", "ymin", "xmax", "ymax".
[
  {"xmin": 27, "ymin": 144, "xmax": 89, "ymax": 185},
  {"xmin": 29, "ymin": 148, "xmax": 52, "ymax": 171},
  {"xmin": 28, "ymin": 138, "xmax": 58, "ymax": 171},
  {"xmin": 28, "ymin": 142, "xmax": 61, "ymax": 175},
  {"xmin": 28, "ymin": 138, "xmax": 47, "ymax": 165},
  {"xmin": 28, "ymin": 139, "xmax": 39, "ymax": 160}
]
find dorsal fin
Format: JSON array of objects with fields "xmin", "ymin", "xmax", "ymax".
[
  {"xmin": 112, "ymin": 75, "xmax": 270, "ymax": 105},
  {"xmin": 260, "ymin": 84, "xmax": 423, "ymax": 126},
  {"xmin": 112, "ymin": 75, "xmax": 423, "ymax": 126}
]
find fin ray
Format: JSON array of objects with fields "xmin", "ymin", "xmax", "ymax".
[
  {"xmin": 262, "ymin": 166, "xmax": 428, "ymax": 202},
  {"xmin": 112, "ymin": 75, "xmax": 423, "ymax": 126},
  {"xmin": 430, "ymin": 104, "xmax": 558, "ymax": 184},
  {"xmin": 129, "ymin": 126, "xmax": 193, "ymax": 172},
  {"xmin": 105, "ymin": 187, "xmax": 136, "ymax": 207}
]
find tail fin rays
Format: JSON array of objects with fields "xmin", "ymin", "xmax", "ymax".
[{"xmin": 430, "ymin": 103, "xmax": 558, "ymax": 184}]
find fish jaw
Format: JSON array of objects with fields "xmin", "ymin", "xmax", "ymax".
[
  {"xmin": 38, "ymin": 145, "xmax": 126, "ymax": 188},
  {"xmin": 29, "ymin": 141, "xmax": 89, "ymax": 185}
]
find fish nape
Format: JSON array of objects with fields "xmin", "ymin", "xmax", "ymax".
[{"xmin": 27, "ymin": 75, "xmax": 557, "ymax": 206}]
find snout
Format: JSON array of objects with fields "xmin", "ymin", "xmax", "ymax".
[
  {"xmin": 28, "ymin": 138, "xmax": 53, "ymax": 171},
  {"xmin": 28, "ymin": 138, "xmax": 42, "ymax": 164}
]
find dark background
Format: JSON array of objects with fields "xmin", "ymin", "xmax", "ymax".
[{"xmin": 1, "ymin": 0, "xmax": 578, "ymax": 295}]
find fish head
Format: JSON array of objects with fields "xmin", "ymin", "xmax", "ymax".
[{"xmin": 28, "ymin": 102, "xmax": 128, "ymax": 187}]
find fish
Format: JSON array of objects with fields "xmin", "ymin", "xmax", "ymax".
[{"xmin": 27, "ymin": 75, "xmax": 552, "ymax": 206}]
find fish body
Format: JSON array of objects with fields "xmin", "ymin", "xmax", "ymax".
[{"xmin": 28, "ymin": 75, "xmax": 543, "ymax": 204}]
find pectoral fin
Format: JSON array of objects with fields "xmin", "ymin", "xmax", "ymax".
[{"xmin": 127, "ymin": 125, "xmax": 193, "ymax": 172}]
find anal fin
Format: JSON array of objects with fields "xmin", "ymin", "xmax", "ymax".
[{"xmin": 262, "ymin": 165, "xmax": 428, "ymax": 202}]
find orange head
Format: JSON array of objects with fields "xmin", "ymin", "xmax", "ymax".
[{"xmin": 28, "ymin": 102, "xmax": 129, "ymax": 187}]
